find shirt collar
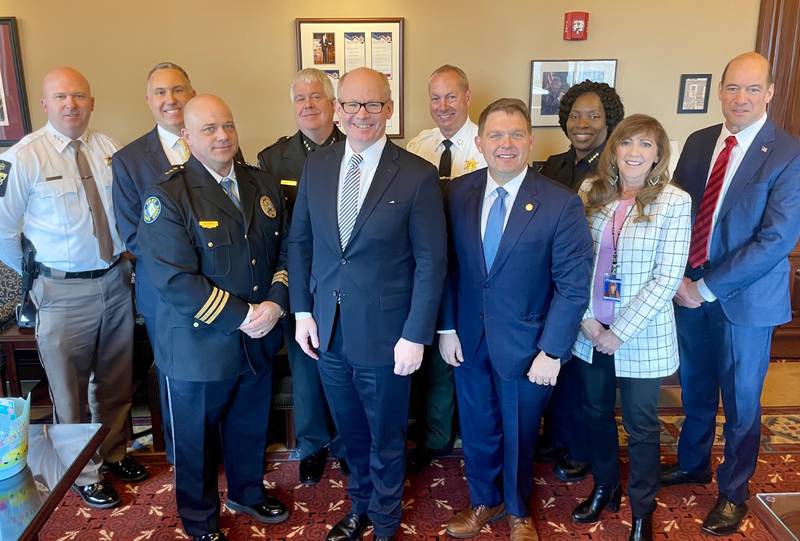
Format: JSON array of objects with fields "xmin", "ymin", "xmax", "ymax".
[
  {"xmin": 201, "ymin": 161, "xmax": 237, "ymax": 184},
  {"xmin": 720, "ymin": 113, "xmax": 767, "ymax": 153},
  {"xmin": 45, "ymin": 121, "xmax": 91, "ymax": 153},
  {"xmin": 344, "ymin": 136, "xmax": 387, "ymax": 170},
  {"xmin": 439, "ymin": 118, "xmax": 476, "ymax": 150},
  {"xmin": 484, "ymin": 167, "xmax": 526, "ymax": 201},
  {"xmin": 157, "ymin": 124, "xmax": 182, "ymax": 149}
]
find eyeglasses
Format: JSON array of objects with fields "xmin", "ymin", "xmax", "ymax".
[{"xmin": 339, "ymin": 101, "xmax": 387, "ymax": 114}]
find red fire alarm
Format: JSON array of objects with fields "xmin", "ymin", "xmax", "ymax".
[{"xmin": 564, "ymin": 12, "xmax": 589, "ymax": 40}]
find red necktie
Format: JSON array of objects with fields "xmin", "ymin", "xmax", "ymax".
[{"xmin": 687, "ymin": 135, "xmax": 738, "ymax": 268}]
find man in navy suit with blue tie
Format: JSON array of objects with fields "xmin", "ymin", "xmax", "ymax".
[
  {"xmin": 663, "ymin": 52, "xmax": 800, "ymax": 536},
  {"xmin": 439, "ymin": 98, "xmax": 593, "ymax": 540},
  {"xmin": 289, "ymin": 67, "xmax": 447, "ymax": 541},
  {"xmin": 112, "ymin": 62, "xmax": 196, "ymax": 462}
]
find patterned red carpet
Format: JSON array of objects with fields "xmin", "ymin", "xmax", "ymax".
[{"xmin": 40, "ymin": 447, "xmax": 799, "ymax": 540}]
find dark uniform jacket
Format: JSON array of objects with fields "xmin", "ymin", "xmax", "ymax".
[
  {"xmin": 257, "ymin": 128, "xmax": 345, "ymax": 220},
  {"xmin": 137, "ymin": 156, "xmax": 288, "ymax": 382},
  {"xmin": 540, "ymin": 144, "xmax": 604, "ymax": 192}
]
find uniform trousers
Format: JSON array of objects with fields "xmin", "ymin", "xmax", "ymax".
[
  {"xmin": 316, "ymin": 312, "xmax": 411, "ymax": 538},
  {"xmin": 675, "ymin": 296, "xmax": 772, "ymax": 504},
  {"xmin": 409, "ymin": 338, "xmax": 456, "ymax": 452},
  {"xmin": 166, "ymin": 367, "xmax": 271, "ymax": 537},
  {"xmin": 578, "ymin": 349, "xmax": 662, "ymax": 518},
  {"xmin": 31, "ymin": 261, "xmax": 133, "ymax": 486},
  {"xmin": 283, "ymin": 318, "xmax": 343, "ymax": 460},
  {"xmin": 142, "ymin": 315, "xmax": 175, "ymax": 464},
  {"xmin": 454, "ymin": 333, "xmax": 551, "ymax": 517}
]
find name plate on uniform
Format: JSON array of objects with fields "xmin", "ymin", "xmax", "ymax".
[{"xmin": 199, "ymin": 220, "xmax": 219, "ymax": 229}]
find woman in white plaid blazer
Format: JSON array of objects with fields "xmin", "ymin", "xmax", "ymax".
[{"xmin": 570, "ymin": 115, "xmax": 691, "ymax": 541}]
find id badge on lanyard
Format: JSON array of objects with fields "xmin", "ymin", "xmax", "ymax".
[{"xmin": 604, "ymin": 202, "xmax": 632, "ymax": 303}]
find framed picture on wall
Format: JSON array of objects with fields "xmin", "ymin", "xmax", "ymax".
[
  {"xmin": 677, "ymin": 73, "xmax": 712, "ymax": 114},
  {"xmin": 529, "ymin": 59, "xmax": 617, "ymax": 127},
  {"xmin": 0, "ymin": 17, "xmax": 32, "ymax": 146},
  {"xmin": 296, "ymin": 18, "xmax": 404, "ymax": 137}
]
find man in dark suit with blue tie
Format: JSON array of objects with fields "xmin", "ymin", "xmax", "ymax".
[
  {"xmin": 439, "ymin": 98, "xmax": 593, "ymax": 541},
  {"xmin": 288, "ymin": 67, "xmax": 447, "ymax": 541},
  {"xmin": 663, "ymin": 52, "xmax": 800, "ymax": 536},
  {"xmin": 112, "ymin": 62, "xmax": 196, "ymax": 463}
]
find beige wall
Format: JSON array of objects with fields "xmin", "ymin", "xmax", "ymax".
[{"xmin": 2, "ymin": 0, "xmax": 759, "ymax": 160}]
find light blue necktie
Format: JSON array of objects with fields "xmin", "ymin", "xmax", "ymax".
[
  {"xmin": 220, "ymin": 177, "xmax": 241, "ymax": 211},
  {"xmin": 483, "ymin": 186, "xmax": 508, "ymax": 270},
  {"xmin": 338, "ymin": 153, "xmax": 363, "ymax": 248}
]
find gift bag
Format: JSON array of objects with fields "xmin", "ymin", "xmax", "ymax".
[{"xmin": 0, "ymin": 394, "xmax": 31, "ymax": 481}]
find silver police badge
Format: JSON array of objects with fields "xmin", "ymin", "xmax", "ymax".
[
  {"xmin": 143, "ymin": 196, "xmax": 162, "ymax": 224},
  {"xmin": 260, "ymin": 195, "xmax": 277, "ymax": 218}
]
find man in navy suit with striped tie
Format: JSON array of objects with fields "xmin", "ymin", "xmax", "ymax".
[
  {"xmin": 663, "ymin": 52, "xmax": 800, "ymax": 536},
  {"xmin": 439, "ymin": 98, "xmax": 593, "ymax": 540}
]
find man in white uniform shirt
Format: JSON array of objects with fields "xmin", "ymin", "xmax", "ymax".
[
  {"xmin": 0, "ymin": 67, "xmax": 145, "ymax": 509},
  {"xmin": 405, "ymin": 64, "xmax": 486, "ymax": 470}
]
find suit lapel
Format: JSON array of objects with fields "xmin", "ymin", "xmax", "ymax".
[
  {"xmin": 465, "ymin": 172, "xmax": 488, "ymax": 276},
  {"xmin": 487, "ymin": 169, "xmax": 541, "ymax": 278},
  {"xmin": 322, "ymin": 144, "xmax": 346, "ymax": 255},
  {"xmin": 235, "ymin": 164, "xmax": 257, "ymax": 233},
  {"xmin": 345, "ymin": 141, "xmax": 400, "ymax": 250},
  {"xmin": 716, "ymin": 121, "xmax": 775, "ymax": 224},
  {"xmin": 145, "ymin": 127, "xmax": 172, "ymax": 177},
  {"xmin": 185, "ymin": 157, "xmax": 242, "ymax": 223}
]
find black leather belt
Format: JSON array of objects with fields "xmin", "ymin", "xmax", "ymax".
[{"xmin": 37, "ymin": 257, "xmax": 120, "ymax": 279}]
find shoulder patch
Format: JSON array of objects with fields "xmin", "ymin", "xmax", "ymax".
[
  {"xmin": 0, "ymin": 160, "xmax": 10, "ymax": 197},
  {"xmin": 143, "ymin": 196, "xmax": 162, "ymax": 223}
]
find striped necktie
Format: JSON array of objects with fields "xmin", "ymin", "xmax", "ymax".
[
  {"xmin": 220, "ymin": 177, "xmax": 241, "ymax": 211},
  {"xmin": 338, "ymin": 153, "xmax": 363, "ymax": 249}
]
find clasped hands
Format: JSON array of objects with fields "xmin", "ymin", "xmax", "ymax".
[
  {"xmin": 580, "ymin": 318, "xmax": 622, "ymax": 355},
  {"xmin": 239, "ymin": 301, "xmax": 282, "ymax": 339},
  {"xmin": 673, "ymin": 277, "xmax": 705, "ymax": 309},
  {"xmin": 295, "ymin": 317, "xmax": 424, "ymax": 376}
]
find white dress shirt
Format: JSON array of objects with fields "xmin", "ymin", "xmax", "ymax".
[
  {"xmin": 201, "ymin": 161, "xmax": 239, "ymax": 201},
  {"xmin": 157, "ymin": 124, "xmax": 189, "ymax": 166},
  {"xmin": 0, "ymin": 123, "xmax": 123, "ymax": 272},
  {"xmin": 406, "ymin": 119, "xmax": 486, "ymax": 178},
  {"xmin": 696, "ymin": 113, "xmax": 768, "ymax": 301}
]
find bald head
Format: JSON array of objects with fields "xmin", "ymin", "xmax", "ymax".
[
  {"xmin": 181, "ymin": 94, "xmax": 239, "ymax": 175},
  {"xmin": 336, "ymin": 68, "xmax": 393, "ymax": 152},
  {"xmin": 40, "ymin": 67, "xmax": 94, "ymax": 139},
  {"xmin": 719, "ymin": 52, "xmax": 775, "ymax": 133}
]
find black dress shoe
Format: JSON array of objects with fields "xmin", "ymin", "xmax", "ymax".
[
  {"xmin": 571, "ymin": 484, "xmax": 622, "ymax": 523},
  {"xmin": 103, "ymin": 455, "xmax": 148, "ymax": 482},
  {"xmin": 407, "ymin": 446, "xmax": 432, "ymax": 472},
  {"xmin": 660, "ymin": 463, "xmax": 712, "ymax": 486},
  {"xmin": 629, "ymin": 513, "xmax": 653, "ymax": 541},
  {"xmin": 225, "ymin": 494, "xmax": 289, "ymax": 523},
  {"xmin": 534, "ymin": 442, "xmax": 563, "ymax": 463},
  {"xmin": 338, "ymin": 457, "xmax": 351, "ymax": 476},
  {"xmin": 553, "ymin": 456, "xmax": 590, "ymax": 482},
  {"xmin": 327, "ymin": 512, "xmax": 371, "ymax": 541},
  {"xmin": 300, "ymin": 447, "xmax": 329, "ymax": 485},
  {"xmin": 701, "ymin": 494, "xmax": 748, "ymax": 536},
  {"xmin": 373, "ymin": 536, "xmax": 396, "ymax": 541},
  {"xmin": 194, "ymin": 532, "xmax": 227, "ymax": 541},
  {"xmin": 73, "ymin": 481, "xmax": 121, "ymax": 509}
]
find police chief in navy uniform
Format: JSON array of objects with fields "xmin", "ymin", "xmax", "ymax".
[
  {"xmin": 137, "ymin": 94, "xmax": 289, "ymax": 541},
  {"xmin": 257, "ymin": 68, "xmax": 346, "ymax": 486}
]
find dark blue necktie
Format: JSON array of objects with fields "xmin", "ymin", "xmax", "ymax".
[{"xmin": 483, "ymin": 186, "xmax": 508, "ymax": 270}]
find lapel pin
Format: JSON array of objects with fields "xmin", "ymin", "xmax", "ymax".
[
  {"xmin": 761, "ymin": 146, "xmax": 768, "ymax": 153},
  {"xmin": 525, "ymin": 203, "xmax": 535, "ymax": 212}
]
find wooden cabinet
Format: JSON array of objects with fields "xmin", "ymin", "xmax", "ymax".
[{"xmin": 772, "ymin": 243, "xmax": 800, "ymax": 358}]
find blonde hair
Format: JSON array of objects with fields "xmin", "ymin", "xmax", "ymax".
[{"xmin": 582, "ymin": 114, "xmax": 672, "ymax": 222}]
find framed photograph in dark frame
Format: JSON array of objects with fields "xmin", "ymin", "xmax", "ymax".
[
  {"xmin": 529, "ymin": 59, "xmax": 617, "ymax": 127},
  {"xmin": 296, "ymin": 18, "xmax": 404, "ymax": 137},
  {"xmin": 0, "ymin": 17, "xmax": 31, "ymax": 145},
  {"xmin": 677, "ymin": 74, "xmax": 712, "ymax": 114}
]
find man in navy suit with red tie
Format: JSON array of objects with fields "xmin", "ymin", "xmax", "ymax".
[
  {"xmin": 439, "ymin": 98, "xmax": 592, "ymax": 540},
  {"xmin": 663, "ymin": 52, "xmax": 800, "ymax": 536}
]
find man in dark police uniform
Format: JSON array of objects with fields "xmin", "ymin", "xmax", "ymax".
[
  {"xmin": 258, "ymin": 68, "xmax": 346, "ymax": 485},
  {"xmin": 137, "ymin": 94, "xmax": 289, "ymax": 541}
]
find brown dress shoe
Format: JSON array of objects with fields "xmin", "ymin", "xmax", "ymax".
[
  {"xmin": 508, "ymin": 515, "xmax": 539, "ymax": 541},
  {"xmin": 446, "ymin": 503, "xmax": 505, "ymax": 538}
]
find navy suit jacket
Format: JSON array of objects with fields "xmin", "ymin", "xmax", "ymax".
[
  {"xmin": 674, "ymin": 120, "xmax": 800, "ymax": 327},
  {"xmin": 288, "ymin": 140, "xmax": 448, "ymax": 367},
  {"xmin": 439, "ymin": 168, "xmax": 593, "ymax": 379},
  {"xmin": 112, "ymin": 127, "xmax": 172, "ymax": 321}
]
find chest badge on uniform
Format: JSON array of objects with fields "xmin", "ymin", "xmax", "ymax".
[
  {"xmin": 260, "ymin": 195, "xmax": 277, "ymax": 218},
  {"xmin": 464, "ymin": 158, "xmax": 478, "ymax": 173},
  {"xmin": 143, "ymin": 196, "xmax": 162, "ymax": 224}
]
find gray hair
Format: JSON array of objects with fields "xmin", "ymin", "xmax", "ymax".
[{"xmin": 290, "ymin": 68, "xmax": 336, "ymax": 102}]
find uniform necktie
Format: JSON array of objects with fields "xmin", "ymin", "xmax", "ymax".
[
  {"xmin": 483, "ymin": 186, "xmax": 508, "ymax": 270},
  {"xmin": 71, "ymin": 140, "xmax": 113, "ymax": 263},
  {"xmin": 176, "ymin": 138, "xmax": 190, "ymax": 162},
  {"xmin": 688, "ymin": 135, "xmax": 738, "ymax": 268},
  {"xmin": 338, "ymin": 153, "xmax": 363, "ymax": 249},
  {"xmin": 439, "ymin": 139, "xmax": 453, "ymax": 180},
  {"xmin": 220, "ymin": 177, "xmax": 241, "ymax": 211}
]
